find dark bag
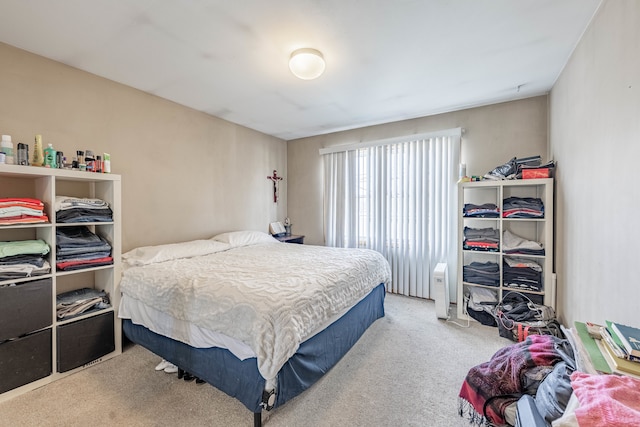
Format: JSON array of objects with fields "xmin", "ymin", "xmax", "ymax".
[{"xmin": 494, "ymin": 292, "xmax": 563, "ymax": 342}]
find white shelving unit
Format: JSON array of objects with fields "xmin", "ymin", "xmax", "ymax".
[
  {"xmin": 0, "ymin": 164, "xmax": 121, "ymax": 402},
  {"xmin": 456, "ymin": 178, "xmax": 554, "ymax": 321}
]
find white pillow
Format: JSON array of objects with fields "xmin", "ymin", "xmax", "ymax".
[
  {"xmin": 212, "ymin": 230, "xmax": 277, "ymax": 247},
  {"xmin": 122, "ymin": 239, "xmax": 230, "ymax": 266}
]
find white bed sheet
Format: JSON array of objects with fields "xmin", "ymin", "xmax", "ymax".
[{"xmin": 119, "ymin": 241, "xmax": 390, "ymax": 381}]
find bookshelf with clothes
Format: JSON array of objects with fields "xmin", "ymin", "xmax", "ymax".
[{"xmin": 55, "ymin": 226, "xmax": 113, "ymax": 271}]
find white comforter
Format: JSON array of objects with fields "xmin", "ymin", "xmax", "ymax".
[{"xmin": 119, "ymin": 242, "xmax": 390, "ymax": 381}]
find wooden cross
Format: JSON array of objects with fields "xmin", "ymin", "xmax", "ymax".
[{"xmin": 267, "ymin": 170, "xmax": 283, "ymax": 203}]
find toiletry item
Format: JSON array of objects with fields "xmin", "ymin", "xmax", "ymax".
[
  {"xmin": 56, "ymin": 151, "xmax": 64, "ymax": 169},
  {"xmin": 0, "ymin": 152, "xmax": 5, "ymax": 164},
  {"xmin": 43, "ymin": 143, "xmax": 57, "ymax": 168},
  {"xmin": 85, "ymin": 150, "xmax": 95, "ymax": 172},
  {"xmin": 103, "ymin": 153, "xmax": 111, "ymax": 173},
  {"xmin": 0, "ymin": 135, "xmax": 14, "ymax": 165},
  {"xmin": 17, "ymin": 143, "xmax": 29, "ymax": 165},
  {"xmin": 95, "ymin": 155, "xmax": 103, "ymax": 173},
  {"xmin": 71, "ymin": 157, "xmax": 79, "ymax": 169},
  {"xmin": 32, "ymin": 135, "xmax": 44, "ymax": 166}
]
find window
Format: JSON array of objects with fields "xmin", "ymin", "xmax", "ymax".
[{"xmin": 322, "ymin": 128, "xmax": 460, "ymax": 298}]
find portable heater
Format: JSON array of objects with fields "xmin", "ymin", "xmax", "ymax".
[{"xmin": 433, "ymin": 263, "xmax": 450, "ymax": 319}]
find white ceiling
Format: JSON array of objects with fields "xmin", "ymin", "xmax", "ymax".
[{"xmin": 0, "ymin": 0, "xmax": 601, "ymax": 141}]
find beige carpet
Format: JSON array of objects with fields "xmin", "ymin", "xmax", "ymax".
[{"xmin": 0, "ymin": 294, "xmax": 510, "ymax": 427}]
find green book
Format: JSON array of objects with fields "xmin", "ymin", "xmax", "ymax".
[
  {"xmin": 574, "ymin": 321, "xmax": 611, "ymax": 374},
  {"xmin": 606, "ymin": 320, "xmax": 640, "ymax": 362},
  {"xmin": 611, "ymin": 322, "xmax": 640, "ymax": 359}
]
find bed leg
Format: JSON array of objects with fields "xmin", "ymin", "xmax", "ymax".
[{"xmin": 253, "ymin": 411, "xmax": 262, "ymax": 427}]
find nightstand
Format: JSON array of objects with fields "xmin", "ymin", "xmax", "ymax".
[{"xmin": 274, "ymin": 234, "xmax": 305, "ymax": 244}]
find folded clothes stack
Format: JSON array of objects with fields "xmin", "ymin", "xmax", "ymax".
[
  {"xmin": 56, "ymin": 226, "xmax": 113, "ymax": 271},
  {"xmin": 0, "ymin": 239, "xmax": 51, "ymax": 280},
  {"xmin": 502, "ymin": 197, "xmax": 544, "ymax": 218},
  {"xmin": 55, "ymin": 196, "xmax": 113, "ymax": 223},
  {"xmin": 463, "ymin": 226, "xmax": 500, "ymax": 252},
  {"xmin": 503, "ymin": 256, "xmax": 543, "ymax": 292},
  {"xmin": 56, "ymin": 287, "xmax": 110, "ymax": 319},
  {"xmin": 0, "ymin": 197, "xmax": 49, "ymax": 225},
  {"xmin": 463, "ymin": 261, "xmax": 500, "ymax": 287}
]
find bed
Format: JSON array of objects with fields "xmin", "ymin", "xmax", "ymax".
[{"xmin": 118, "ymin": 230, "xmax": 390, "ymax": 426}]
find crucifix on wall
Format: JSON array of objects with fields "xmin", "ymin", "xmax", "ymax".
[{"xmin": 267, "ymin": 170, "xmax": 284, "ymax": 203}]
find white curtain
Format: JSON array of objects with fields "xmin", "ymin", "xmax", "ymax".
[{"xmin": 322, "ymin": 129, "xmax": 460, "ymax": 298}]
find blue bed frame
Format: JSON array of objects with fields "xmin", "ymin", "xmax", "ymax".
[{"xmin": 123, "ymin": 284, "xmax": 386, "ymax": 426}]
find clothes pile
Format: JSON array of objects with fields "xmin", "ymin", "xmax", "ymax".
[
  {"xmin": 463, "ymin": 227, "xmax": 500, "ymax": 252},
  {"xmin": 465, "ymin": 287, "xmax": 499, "ymax": 327},
  {"xmin": 458, "ymin": 335, "xmax": 574, "ymax": 427},
  {"xmin": 502, "ymin": 196, "xmax": 544, "ymax": 218},
  {"xmin": 0, "ymin": 197, "xmax": 49, "ymax": 225},
  {"xmin": 502, "ymin": 229, "xmax": 545, "ymax": 256},
  {"xmin": 463, "ymin": 261, "xmax": 500, "ymax": 287},
  {"xmin": 56, "ymin": 226, "xmax": 113, "ymax": 271},
  {"xmin": 503, "ymin": 256, "xmax": 543, "ymax": 292},
  {"xmin": 56, "ymin": 287, "xmax": 110, "ymax": 319},
  {"xmin": 0, "ymin": 239, "xmax": 51, "ymax": 280},
  {"xmin": 463, "ymin": 202, "xmax": 500, "ymax": 218},
  {"xmin": 483, "ymin": 155, "xmax": 554, "ymax": 180},
  {"xmin": 55, "ymin": 196, "xmax": 112, "ymax": 223}
]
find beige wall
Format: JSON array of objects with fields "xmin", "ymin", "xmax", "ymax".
[
  {"xmin": 287, "ymin": 96, "xmax": 549, "ymax": 247},
  {"xmin": 0, "ymin": 42, "xmax": 287, "ymax": 252},
  {"xmin": 550, "ymin": 0, "xmax": 639, "ymax": 326}
]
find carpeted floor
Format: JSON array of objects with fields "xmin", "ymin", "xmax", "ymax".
[{"xmin": 0, "ymin": 294, "xmax": 510, "ymax": 427}]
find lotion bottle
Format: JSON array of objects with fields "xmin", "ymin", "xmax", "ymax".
[
  {"xmin": 32, "ymin": 134, "xmax": 44, "ymax": 166},
  {"xmin": 43, "ymin": 143, "xmax": 57, "ymax": 168}
]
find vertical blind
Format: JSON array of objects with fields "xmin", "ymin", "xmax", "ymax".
[{"xmin": 321, "ymin": 129, "xmax": 460, "ymax": 298}]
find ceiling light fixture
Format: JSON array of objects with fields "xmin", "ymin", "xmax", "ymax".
[{"xmin": 289, "ymin": 48, "xmax": 325, "ymax": 80}]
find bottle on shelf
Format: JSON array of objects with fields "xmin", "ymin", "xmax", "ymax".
[
  {"xmin": 17, "ymin": 143, "xmax": 29, "ymax": 165},
  {"xmin": 43, "ymin": 144, "xmax": 57, "ymax": 168},
  {"xmin": 32, "ymin": 135, "xmax": 44, "ymax": 166}
]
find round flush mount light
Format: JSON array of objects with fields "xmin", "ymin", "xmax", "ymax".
[{"xmin": 289, "ymin": 48, "xmax": 325, "ymax": 80}]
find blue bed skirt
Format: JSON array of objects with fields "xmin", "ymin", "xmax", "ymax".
[{"xmin": 123, "ymin": 283, "xmax": 385, "ymax": 413}]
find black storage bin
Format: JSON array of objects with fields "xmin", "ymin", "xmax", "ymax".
[
  {"xmin": 0, "ymin": 278, "xmax": 53, "ymax": 341},
  {"xmin": 0, "ymin": 328, "xmax": 52, "ymax": 394},
  {"xmin": 57, "ymin": 311, "xmax": 115, "ymax": 373}
]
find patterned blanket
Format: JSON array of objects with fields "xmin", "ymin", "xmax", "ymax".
[
  {"xmin": 458, "ymin": 334, "xmax": 569, "ymax": 426},
  {"xmin": 120, "ymin": 242, "xmax": 391, "ymax": 381}
]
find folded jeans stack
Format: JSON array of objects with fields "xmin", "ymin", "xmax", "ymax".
[
  {"xmin": 55, "ymin": 196, "xmax": 113, "ymax": 223},
  {"xmin": 56, "ymin": 287, "xmax": 110, "ymax": 319},
  {"xmin": 56, "ymin": 226, "xmax": 113, "ymax": 271}
]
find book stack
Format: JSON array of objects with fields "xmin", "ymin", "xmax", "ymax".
[
  {"xmin": 573, "ymin": 320, "xmax": 640, "ymax": 377},
  {"xmin": 598, "ymin": 321, "xmax": 640, "ymax": 376}
]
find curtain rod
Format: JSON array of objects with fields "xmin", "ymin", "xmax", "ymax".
[{"xmin": 318, "ymin": 127, "xmax": 463, "ymax": 155}]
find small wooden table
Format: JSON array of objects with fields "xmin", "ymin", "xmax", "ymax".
[{"xmin": 274, "ymin": 234, "xmax": 305, "ymax": 244}]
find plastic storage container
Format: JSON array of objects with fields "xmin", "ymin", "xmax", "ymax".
[{"xmin": 1, "ymin": 135, "xmax": 14, "ymax": 165}]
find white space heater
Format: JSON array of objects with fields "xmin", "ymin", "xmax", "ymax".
[{"xmin": 433, "ymin": 263, "xmax": 449, "ymax": 319}]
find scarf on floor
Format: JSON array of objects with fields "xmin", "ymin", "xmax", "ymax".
[{"xmin": 458, "ymin": 334, "xmax": 569, "ymax": 426}]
